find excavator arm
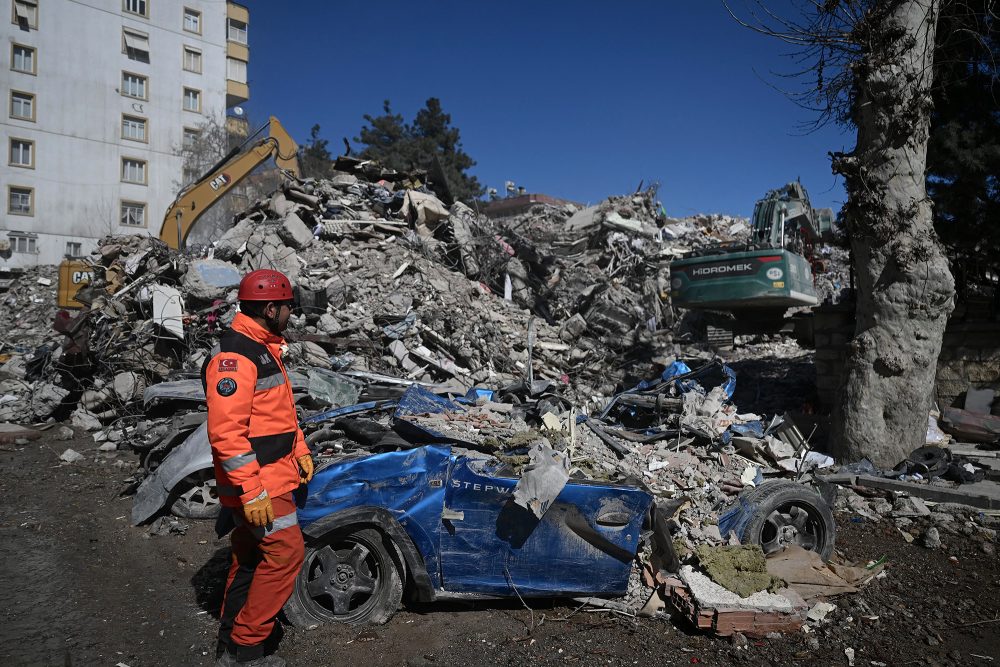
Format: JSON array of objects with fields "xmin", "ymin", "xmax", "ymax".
[{"xmin": 159, "ymin": 116, "xmax": 300, "ymax": 249}]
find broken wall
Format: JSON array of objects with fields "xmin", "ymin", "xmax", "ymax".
[{"xmin": 814, "ymin": 304, "xmax": 1000, "ymax": 411}]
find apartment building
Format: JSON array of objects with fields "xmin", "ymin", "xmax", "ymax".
[{"xmin": 1, "ymin": 0, "xmax": 250, "ymax": 268}]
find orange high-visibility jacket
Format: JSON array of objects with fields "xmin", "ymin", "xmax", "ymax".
[{"xmin": 202, "ymin": 313, "xmax": 309, "ymax": 507}]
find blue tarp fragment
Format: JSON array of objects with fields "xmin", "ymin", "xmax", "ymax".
[
  {"xmin": 394, "ymin": 384, "xmax": 463, "ymax": 417},
  {"xmin": 456, "ymin": 387, "xmax": 496, "ymax": 405},
  {"xmin": 718, "ymin": 495, "xmax": 758, "ymax": 541}
]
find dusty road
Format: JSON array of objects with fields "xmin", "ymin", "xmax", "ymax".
[{"xmin": 2, "ymin": 430, "xmax": 998, "ymax": 667}]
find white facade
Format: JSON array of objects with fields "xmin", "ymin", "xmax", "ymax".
[{"xmin": 1, "ymin": 0, "xmax": 249, "ymax": 268}]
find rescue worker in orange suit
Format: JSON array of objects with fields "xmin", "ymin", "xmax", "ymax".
[{"xmin": 203, "ymin": 269, "xmax": 313, "ymax": 667}]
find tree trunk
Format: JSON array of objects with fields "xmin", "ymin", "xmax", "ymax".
[{"xmin": 830, "ymin": 0, "xmax": 955, "ymax": 467}]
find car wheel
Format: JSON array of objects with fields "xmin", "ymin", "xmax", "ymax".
[
  {"xmin": 170, "ymin": 474, "xmax": 220, "ymax": 519},
  {"xmin": 740, "ymin": 481, "xmax": 836, "ymax": 560},
  {"xmin": 284, "ymin": 527, "xmax": 403, "ymax": 628}
]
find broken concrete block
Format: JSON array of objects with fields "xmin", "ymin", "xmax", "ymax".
[
  {"xmin": 563, "ymin": 205, "xmax": 600, "ymax": 234},
  {"xmin": 241, "ymin": 232, "xmax": 300, "ymax": 281},
  {"xmin": 112, "ymin": 371, "xmax": 146, "ymax": 403},
  {"xmin": 71, "ymin": 408, "xmax": 102, "ymax": 432},
  {"xmin": 277, "ymin": 211, "xmax": 314, "ymax": 250},
  {"xmin": 922, "ymin": 526, "xmax": 942, "ymax": 549},
  {"xmin": 559, "ymin": 313, "xmax": 587, "ymax": 341},
  {"xmin": 268, "ymin": 191, "xmax": 295, "ymax": 218},
  {"xmin": 59, "ymin": 448, "xmax": 84, "ymax": 463},
  {"xmin": 32, "ymin": 383, "xmax": 69, "ymax": 419},
  {"xmin": 181, "ymin": 259, "xmax": 242, "ymax": 301},
  {"xmin": 401, "ymin": 190, "xmax": 449, "ymax": 229},
  {"xmin": 213, "ymin": 218, "xmax": 255, "ymax": 261},
  {"xmin": 892, "ymin": 496, "xmax": 931, "ymax": 517},
  {"xmin": 329, "ymin": 174, "xmax": 358, "ymax": 188},
  {"xmin": 318, "ymin": 313, "xmax": 341, "ymax": 335}
]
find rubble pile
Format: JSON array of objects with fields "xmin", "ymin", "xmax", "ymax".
[
  {"xmin": 0, "ymin": 265, "xmax": 59, "ymax": 348},
  {"xmin": 8, "ymin": 160, "xmax": 991, "ymax": 641}
]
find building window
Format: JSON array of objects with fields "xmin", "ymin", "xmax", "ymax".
[
  {"xmin": 183, "ymin": 46, "xmax": 202, "ymax": 73},
  {"xmin": 11, "ymin": 43, "xmax": 35, "ymax": 73},
  {"xmin": 66, "ymin": 241, "xmax": 82, "ymax": 257},
  {"xmin": 228, "ymin": 18, "xmax": 247, "ymax": 44},
  {"xmin": 10, "ymin": 234, "xmax": 38, "ymax": 253},
  {"xmin": 121, "ymin": 201, "xmax": 146, "ymax": 226},
  {"xmin": 121, "ymin": 114, "xmax": 147, "ymax": 142},
  {"xmin": 123, "ymin": 29, "xmax": 150, "ymax": 63},
  {"xmin": 10, "ymin": 91, "xmax": 34, "ymax": 121},
  {"xmin": 9, "ymin": 138, "xmax": 33, "ymax": 168},
  {"xmin": 8, "ymin": 187, "xmax": 33, "ymax": 215},
  {"xmin": 227, "ymin": 58, "xmax": 247, "ymax": 84},
  {"xmin": 183, "ymin": 87, "xmax": 200, "ymax": 112},
  {"xmin": 121, "ymin": 71, "xmax": 147, "ymax": 100},
  {"xmin": 182, "ymin": 127, "xmax": 200, "ymax": 149},
  {"xmin": 182, "ymin": 7, "xmax": 200, "ymax": 33},
  {"xmin": 123, "ymin": 0, "xmax": 147, "ymax": 18},
  {"xmin": 121, "ymin": 157, "xmax": 146, "ymax": 184},
  {"xmin": 12, "ymin": 0, "xmax": 37, "ymax": 30}
]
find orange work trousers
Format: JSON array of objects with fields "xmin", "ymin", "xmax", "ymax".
[{"xmin": 218, "ymin": 492, "xmax": 304, "ymax": 662}]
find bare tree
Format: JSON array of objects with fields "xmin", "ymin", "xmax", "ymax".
[{"xmin": 727, "ymin": 0, "xmax": 956, "ymax": 466}]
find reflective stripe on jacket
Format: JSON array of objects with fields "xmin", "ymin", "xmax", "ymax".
[{"xmin": 202, "ymin": 313, "xmax": 309, "ymax": 507}]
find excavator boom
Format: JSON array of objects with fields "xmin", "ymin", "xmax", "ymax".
[{"xmin": 159, "ymin": 116, "xmax": 300, "ymax": 249}]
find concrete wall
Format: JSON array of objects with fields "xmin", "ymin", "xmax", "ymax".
[
  {"xmin": 814, "ymin": 304, "xmax": 1000, "ymax": 410},
  {"xmin": 0, "ymin": 0, "xmax": 238, "ymax": 268}
]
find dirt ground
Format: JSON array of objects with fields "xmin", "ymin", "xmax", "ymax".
[{"xmin": 2, "ymin": 430, "xmax": 999, "ymax": 667}]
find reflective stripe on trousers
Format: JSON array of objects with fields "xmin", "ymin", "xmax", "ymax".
[{"xmin": 218, "ymin": 492, "xmax": 304, "ymax": 662}]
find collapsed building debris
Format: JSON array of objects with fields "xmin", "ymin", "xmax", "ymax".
[{"xmin": 0, "ymin": 158, "xmax": 994, "ymax": 639}]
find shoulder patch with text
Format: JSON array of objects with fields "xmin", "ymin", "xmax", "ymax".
[
  {"xmin": 216, "ymin": 378, "xmax": 238, "ymax": 397},
  {"xmin": 218, "ymin": 358, "xmax": 238, "ymax": 372}
]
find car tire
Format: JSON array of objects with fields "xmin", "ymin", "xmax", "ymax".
[
  {"xmin": 169, "ymin": 474, "xmax": 221, "ymax": 520},
  {"xmin": 284, "ymin": 527, "xmax": 404, "ymax": 628},
  {"xmin": 740, "ymin": 481, "xmax": 836, "ymax": 561}
]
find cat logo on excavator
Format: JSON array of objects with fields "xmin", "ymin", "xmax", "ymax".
[{"xmin": 209, "ymin": 173, "xmax": 232, "ymax": 191}]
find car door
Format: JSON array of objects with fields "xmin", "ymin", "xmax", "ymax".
[{"xmin": 439, "ymin": 455, "xmax": 653, "ymax": 596}]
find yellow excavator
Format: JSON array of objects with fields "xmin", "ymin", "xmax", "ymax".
[
  {"xmin": 159, "ymin": 115, "xmax": 300, "ymax": 249},
  {"xmin": 56, "ymin": 117, "xmax": 299, "ymax": 307}
]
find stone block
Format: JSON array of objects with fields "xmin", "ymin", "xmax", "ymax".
[
  {"xmin": 967, "ymin": 361, "xmax": 1000, "ymax": 383},
  {"xmin": 214, "ymin": 218, "xmax": 255, "ymax": 260},
  {"xmin": 182, "ymin": 259, "xmax": 242, "ymax": 301},
  {"xmin": 934, "ymin": 363, "xmax": 965, "ymax": 382},
  {"xmin": 277, "ymin": 211, "xmax": 314, "ymax": 250}
]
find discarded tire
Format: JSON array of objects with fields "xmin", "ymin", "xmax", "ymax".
[
  {"xmin": 284, "ymin": 527, "xmax": 403, "ymax": 628},
  {"xmin": 738, "ymin": 481, "xmax": 836, "ymax": 561},
  {"xmin": 169, "ymin": 475, "xmax": 220, "ymax": 519}
]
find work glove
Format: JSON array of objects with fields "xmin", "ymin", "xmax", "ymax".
[
  {"xmin": 298, "ymin": 454, "xmax": 314, "ymax": 484},
  {"xmin": 243, "ymin": 490, "xmax": 274, "ymax": 528}
]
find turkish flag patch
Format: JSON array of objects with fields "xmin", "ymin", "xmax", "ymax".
[{"xmin": 218, "ymin": 358, "xmax": 238, "ymax": 372}]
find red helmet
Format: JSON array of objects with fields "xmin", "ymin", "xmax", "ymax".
[{"xmin": 238, "ymin": 269, "xmax": 294, "ymax": 301}]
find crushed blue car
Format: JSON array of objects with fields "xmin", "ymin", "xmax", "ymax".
[{"xmin": 283, "ymin": 445, "xmax": 654, "ymax": 627}]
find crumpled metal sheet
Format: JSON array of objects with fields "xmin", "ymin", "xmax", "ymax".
[{"xmin": 131, "ymin": 423, "xmax": 212, "ymax": 525}]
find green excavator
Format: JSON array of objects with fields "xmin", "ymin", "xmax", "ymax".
[{"xmin": 669, "ymin": 182, "xmax": 834, "ymax": 347}]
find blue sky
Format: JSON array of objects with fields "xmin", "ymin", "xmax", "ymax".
[{"xmin": 241, "ymin": 1, "xmax": 852, "ymax": 218}]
